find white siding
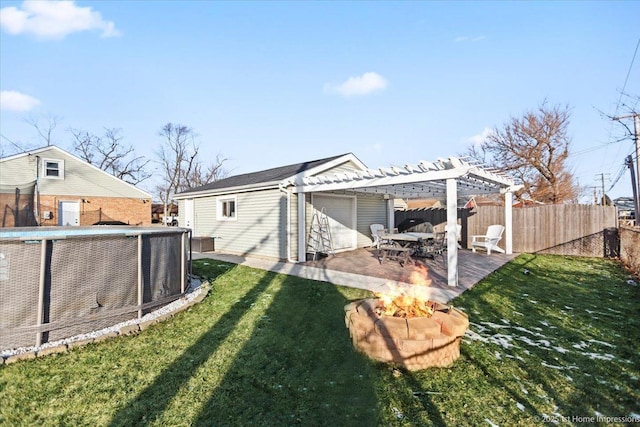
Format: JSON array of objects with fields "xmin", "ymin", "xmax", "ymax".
[
  {"xmin": 322, "ymin": 160, "xmax": 363, "ymax": 175},
  {"xmin": 190, "ymin": 188, "xmax": 287, "ymax": 259},
  {"xmin": 0, "ymin": 147, "xmax": 150, "ymax": 199}
]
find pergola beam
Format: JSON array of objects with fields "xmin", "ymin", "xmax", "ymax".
[{"xmin": 288, "ymin": 156, "xmax": 517, "ymax": 287}]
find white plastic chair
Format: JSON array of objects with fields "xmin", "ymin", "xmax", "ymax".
[
  {"xmin": 471, "ymin": 225, "xmax": 505, "ymax": 255},
  {"xmin": 370, "ymin": 224, "xmax": 386, "ymax": 249}
]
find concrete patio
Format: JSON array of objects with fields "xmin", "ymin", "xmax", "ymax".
[{"xmin": 192, "ymin": 248, "xmax": 517, "ymax": 304}]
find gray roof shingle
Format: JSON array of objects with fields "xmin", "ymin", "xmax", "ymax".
[{"xmin": 178, "ymin": 153, "xmax": 350, "ymax": 195}]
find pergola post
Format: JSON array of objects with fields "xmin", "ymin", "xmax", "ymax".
[
  {"xmin": 446, "ymin": 178, "xmax": 458, "ymax": 287},
  {"xmin": 504, "ymin": 190, "xmax": 513, "ymax": 254},
  {"xmin": 298, "ymin": 192, "xmax": 306, "ymax": 262},
  {"xmin": 386, "ymin": 197, "xmax": 395, "ymax": 231}
]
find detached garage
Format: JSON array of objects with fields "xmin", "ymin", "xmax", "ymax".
[
  {"xmin": 174, "ymin": 153, "xmax": 388, "ymax": 261},
  {"xmin": 176, "ymin": 152, "xmax": 517, "ymax": 287}
]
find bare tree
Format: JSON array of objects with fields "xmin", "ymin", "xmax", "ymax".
[
  {"xmin": 156, "ymin": 123, "xmax": 227, "ymax": 223},
  {"xmin": 464, "ymin": 101, "xmax": 578, "ymax": 204},
  {"xmin": 70, "ymin": 127, "xmax": 151, "ymax": 185},
  {"xmin": 24, "ymin": 114, "xmax": 62, "ymax": 146}
]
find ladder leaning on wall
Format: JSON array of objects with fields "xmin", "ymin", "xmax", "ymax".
[{"xmin": 307, "ymin": 207, "xmax": 335, "ymax": 260}]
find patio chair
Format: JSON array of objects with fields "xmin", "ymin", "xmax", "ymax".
[
  {"xmin": 471, "ymin": 224, "xmax": 505, "ymax": 255},
  {"xmin": 370, "ymin": 223, "xmax": 387, "ymax": 249}
]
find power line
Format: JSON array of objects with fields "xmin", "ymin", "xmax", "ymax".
[
  {"xmin": 0, "ymin": 133, "xmax": 27, "ymax": 153},
  {"xmin": 618, "ymin": 37, "xmax": 640, "ymax": 108},
  {"xmin": 600, "ymin": 37, "xmax": 640, "ymax": 179}
]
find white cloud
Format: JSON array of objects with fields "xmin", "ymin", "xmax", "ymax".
[
  {"xmin": 467, "ymin": 127, "xmax": 494, "ymax": 145},
  {"xmin": 0, "ymin": 90, "xmax": 41, "ymax": 112},
  {"xmin": 454, "ymin": 35, "xmax": 486, "ymax": 43},
  {"xmin": 0, "ymin": 0, "xmax": 121, "ymax": 40},
  {"xmin": 324, "ymin": 72, "xmax": 388, "ymax": 97}
]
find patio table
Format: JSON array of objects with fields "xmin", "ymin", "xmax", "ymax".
[
  {"xmin": 380, "ymin": 232, "xmax": 435, "ymax": 247},
  {"xmin": 377, "ymin": 232, "xmax": 436, "ymax": 266}
]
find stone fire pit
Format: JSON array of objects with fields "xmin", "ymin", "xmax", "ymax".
[{"xmin": 344, "ymin": 298, "xmax": 469, "ymax": 370}]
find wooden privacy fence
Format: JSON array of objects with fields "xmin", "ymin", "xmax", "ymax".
[
  {"xmin": 467, "ymin": 205, "xmax": 617, "ymax": 256},
  {"xmin": 396, "ymin": 205, "xmax": 618, "ymax": 257}
]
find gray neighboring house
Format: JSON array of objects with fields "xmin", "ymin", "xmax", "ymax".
[{"xmin": 174, "ymin": 153, "xmax": 388, "ymax": 261}]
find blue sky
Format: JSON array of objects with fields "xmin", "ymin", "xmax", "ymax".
[{"xmin": 1, "ymin": 1, "xmax": 639, "ymax": 201}]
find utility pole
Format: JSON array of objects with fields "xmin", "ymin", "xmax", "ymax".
[
  {"xmin": 595, "ymin": 173, "xmax": 610, "ymax": 205},
  {"xmin": 612, "ymin": 113, "xmax": 640, "ymax": 212},
  {"xmin": 626, "ymin": 155, "xmax": 639, "ymax": 225}
]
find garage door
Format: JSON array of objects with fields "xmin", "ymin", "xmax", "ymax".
[{"xmin": 312, "ymin": 195, "xmax": 356, "ymax": 251}]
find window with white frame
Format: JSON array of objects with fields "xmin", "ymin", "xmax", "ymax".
[
  {"xmin": 42, "ymin": 159, "xmax": 64, "ymax": 179},
  {"xmin": 217, "ymin": 196, "xmax": 237, "ymax": 221}
]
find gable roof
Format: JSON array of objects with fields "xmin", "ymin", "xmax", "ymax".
[
  {"xmin": 0, "ymin": 145, "xmax": 152, "ymax": 198},
  {"xmin": 176, "ymin": 153, "xmax": 360, "ymax": 197}
]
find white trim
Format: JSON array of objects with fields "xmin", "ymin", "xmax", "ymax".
[
  {"xmin": 446, "ymin": 178, "xmax": 458, "ymax": 287},
  {"xmin": 505, "ymin": 191, "xmax": 513, "ymax": 254},
  {"xmin": 42, "ymin": 158, "xmax": 64, "ymax": 180},
  {"xmin": 288, "ymin": 153, "xmax": 368, "ymax": 183},
  {"xmin": 174, "ymin": 183, "xmax": 280, "ymax": 199},
  {"xmin": 298, "ymin": 192, "xmax": 306, "ymax": 262},
  {"xmin": 216, "ymin": 195, "xmax": 237, "ymax": 221},
  {"xmin": 286, "ymin": 157, "xmax": 515, "ymax": 198}
]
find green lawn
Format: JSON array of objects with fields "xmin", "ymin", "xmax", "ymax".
[{"xmin": 1, "ymin": 254, "xmax": 638, "ymax": 426}]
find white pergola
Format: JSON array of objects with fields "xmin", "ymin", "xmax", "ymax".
[{"xmin": 284, "ymin": 157, "xmax": 519, "ymax": 287}]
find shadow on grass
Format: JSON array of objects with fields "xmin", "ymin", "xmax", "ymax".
[
  {"xmin": 190, "ymin": 274, "xmax": 380, "ymax": 425},
  {"xmin": 107, "ymin": 264, "xmax": 278, "ymax": 426},
  {"xmin": 456, "ymin": 253, "xmax": 640, "ymax": 420}
]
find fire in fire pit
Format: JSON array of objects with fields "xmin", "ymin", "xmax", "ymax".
[{"xmin": 344, "ymin": 266, "xmax": 468, "ymax": 370}]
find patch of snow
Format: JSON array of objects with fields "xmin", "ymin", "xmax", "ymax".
[
  {"xmin": 541, "ymin": 361, "xmax": 578, "ymax": 371},
  {"xmin": 516, "ymin": 402, "xmax": 525, "ymax": 412},
  {"xmin": 564, "ymin": 306, "xmax": 573, "ymax": 310},
  {"xmin": 581, "ymin": 352, "xmax": 616, "ymax": 361},
  {"xmin": 553, "ymin": 346, "xmax": 570, "ymax": 354},
  {"xmin": 490, "ymin": 334, "xmax": 516, "ymax": 349},
  {"xmin": 572, "ymin": 341, "xmax": 588, "ymax": 350},
  {"xmin": 588, "ymin": 339, "xmax": 615, "ymax": 348},
  {"xmin": 528, "ymin": 300, "xmax": 538, "ymax": 304},
  {"xmin": 484, "ymin": 419, "xmax": 499, "ymax": 427},
  {"xmin": 482, "ymin": 321, "xmax": 511, "ymax": 329},
  {"xmin": 512, "ymin": 326, "xmax": 546, "ymax": 338},
  {"xmin": 513, "ymin": 311, "xmax": 524, "ymax": 316}
]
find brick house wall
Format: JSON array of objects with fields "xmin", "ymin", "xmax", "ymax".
[{"xmin": 0, "ymin": 193, "xmax": 151, "ymax": 227}]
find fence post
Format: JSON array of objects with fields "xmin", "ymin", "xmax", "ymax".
[
  {"xmin": 181, "ymin": 231, "xmax": 186, "ymax": 294},
  {"xmin": 137, "ymin": 234, "xmax": 143, "ymax": 319},
  {"xmin": 36, "ymin": 239, "xmax": 47, "ymax": 347}
]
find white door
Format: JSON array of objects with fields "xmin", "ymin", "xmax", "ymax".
[
  {"xmin": 312, "ymin": 195, "xmax": 356, "ymax": 251},
  {"xmin": 59, "ymin": 201, "xmax": 80, "ymax": 226},
  {"xmin": 183, "ymin": 199, "xmax": 194, "ymax": 229}
]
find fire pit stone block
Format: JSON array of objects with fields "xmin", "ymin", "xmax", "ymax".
[{"xmin": 344, "ymin": 298, "xmax": 469, "ymax": 371}]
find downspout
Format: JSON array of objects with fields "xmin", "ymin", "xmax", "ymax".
[{"xmin": 35, "ymin": 155, "xmax": 40, "ymax": 225}]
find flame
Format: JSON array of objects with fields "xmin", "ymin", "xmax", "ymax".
[{"xmin": 375, "ymin": 264, "xmax": 435, "ymax": 318}]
